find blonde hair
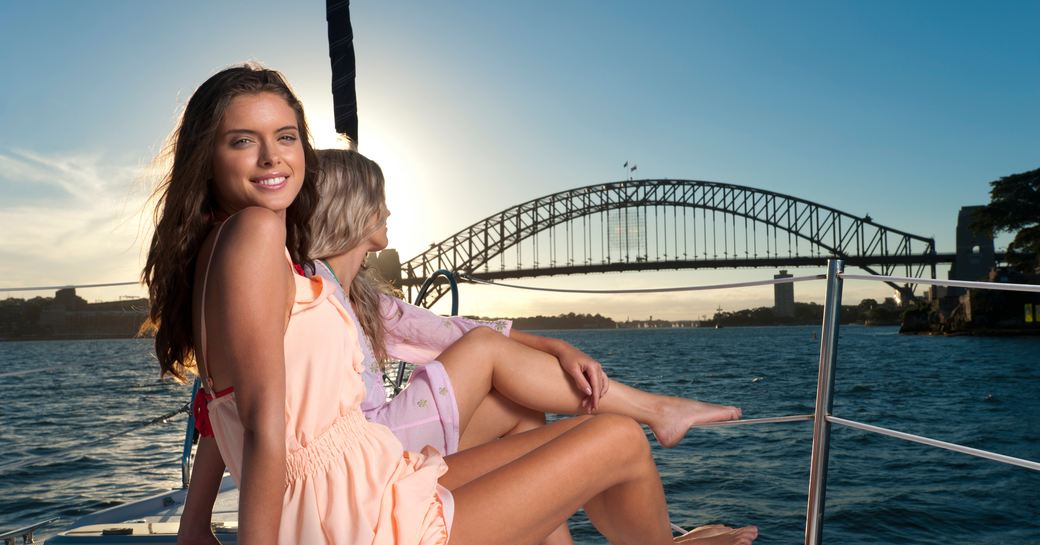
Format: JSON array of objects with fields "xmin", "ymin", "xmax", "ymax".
[{"xmin": 311, "ymin": 149, "xmax": 397, "ymax": 363}]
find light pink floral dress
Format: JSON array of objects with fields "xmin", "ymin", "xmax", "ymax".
[{"xmin": 313, "ymin": 260, "xmax": 511, "ymax": 454}]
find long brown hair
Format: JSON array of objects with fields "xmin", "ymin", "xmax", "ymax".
[
  {"xmin": 310, "ymin": 149, "xmax": 397, "ymax": 364},
  {"xmin": 142, "ymin": 63, "xmax": 319, "ymax": 382}
]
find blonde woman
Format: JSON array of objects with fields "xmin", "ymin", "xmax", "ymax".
[{"xmin": 307, "ymin": 149, "xmax": 745, "ymax": 460}]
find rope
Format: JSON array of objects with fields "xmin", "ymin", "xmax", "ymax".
[
  {"xmin": 458, "ymin": 273, "xmax": 825, "ymax": 294},
  {"xmin": 0, "ymin": 281, "xmax": 140, "ymax": 293},
  {"xmin": 0, "ymin": 401, "xmax": 191, "ymax": 475},
  {"xmin": 839, "ymin": 273, "xmax": 1040, "ymax": 293}
]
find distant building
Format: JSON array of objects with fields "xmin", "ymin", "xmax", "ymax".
[
  {"xmin": 774, "ymin": 270, "xmax": 794, "ymax": 317},
  {"xmin": 936, "ymin": 206, "xmax": 996, "ymax": 299},
  {"xmin": 369, "ymin": 248, "xmax": 402, "ymax": 287},
  {"xmin": 951, "ymin": 206, "xmax": 995, "ymax": 281},
  {"xmin": 5, "ymin": 288, "xmax": 148, "ymax": 340}
]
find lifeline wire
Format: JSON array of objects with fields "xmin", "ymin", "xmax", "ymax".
[
  {"xmin": 689, "ymin": 414, "xmax": 814, "ymax": 428},
  {"xmin": 0, "ymin": 402, "xmax": 191, "ymax": 475},
  {"xmin": 839, "ymin": 273, "xmax": 1040, "ymax": 293},
  {"xmin": 458, "ymin": 273, "xmax": 825, "ymax": 294},
  {"xmin": 828, "ymin": 416, "xmax": 1040, "ymax": 472},
  {"xmin": 0, "ymin": 281, "xmax": 140, "ymax": 293}
]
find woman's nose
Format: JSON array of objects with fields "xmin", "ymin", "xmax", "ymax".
[{"xmin": 258, "ymin": 141, "xmax": 280, "ymax": 166}]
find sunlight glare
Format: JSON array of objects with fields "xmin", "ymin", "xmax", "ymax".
[{"xmin": 309, "ymin": 114, "xmax": 428, "ymax": 260}]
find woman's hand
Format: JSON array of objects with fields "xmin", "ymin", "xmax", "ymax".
[
  {"xmin": 176, "ymin": 527, "xmax": 222, "ymax": 545},
  {"xmin": 554, "ymin": 342, "xmax": 609, "ymax": 412},
  {"xmin": 506, "ymin": 329, "xmax": 610, "ymax": 411}
]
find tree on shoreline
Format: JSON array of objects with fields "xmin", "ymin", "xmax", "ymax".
[{"xmin": 973, "ymin": 167, "xmax": 1040, "ymax": 274}]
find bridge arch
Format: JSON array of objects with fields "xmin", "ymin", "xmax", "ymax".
[{"xmin": 397, "ymin": 179, "xmax": 938, "ymax": 303}]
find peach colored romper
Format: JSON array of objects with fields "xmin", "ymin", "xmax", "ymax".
[{"xmin": 198, "ymin": 240, "xmax": 453, "ymax": 544}]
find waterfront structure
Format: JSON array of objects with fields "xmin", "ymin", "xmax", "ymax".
[
  {"xmin": 952, "ymin": 206, "xmax": 996, "ymax": 282},
  {"xmin": 0, "ymin": 288, "xmax": 147, "ymax": 340},
  {"xmin": 774, "ymin": 270, "xmax": 795, "ymax": 317}
]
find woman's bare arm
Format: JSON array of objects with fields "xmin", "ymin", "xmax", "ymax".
[
  {"xmin": 204, "ymin": 208, "xmax": 291, "ymax": 545},
  {"xmin": 177, "ymin": 437, "xmax": 225, "ymax": 545},
  {"xmin": 507, "ymin": 329, "xmax": 609, "ymax": 411}
]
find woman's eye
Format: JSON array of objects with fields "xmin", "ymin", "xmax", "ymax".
[
  {"xmin": 231, "ymin": 137, "xmax": 252, "ymax": 147},
  {"xmin": 279, "ymin": 134, "xmax": 298, "ymax": 143}
]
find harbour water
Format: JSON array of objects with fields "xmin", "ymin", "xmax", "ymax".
[{"xmin": 1, "ymin": 326, "xmax": 1037, "ymax": 544}]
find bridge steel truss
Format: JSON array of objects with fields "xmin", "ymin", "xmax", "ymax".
[{"xmin": 399, "ymin": 180, "xmax": 941, "ymax": 305}]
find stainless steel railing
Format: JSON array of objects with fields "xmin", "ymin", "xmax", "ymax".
[
  {"xmin": 804, "ymin": 259, "xmax": 845, "ymax": 544},
  {"xmin": 800, "ymin": 260, "xmax": 1040, "ymax": 545},
  {"xmin": 467, "ymin": 259, "xmax": 1040, "ymax": 544}
]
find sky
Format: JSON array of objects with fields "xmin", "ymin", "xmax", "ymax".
[{"xmin": 1, "ymin": 1, "xmax": 1037, "ymax": 320}]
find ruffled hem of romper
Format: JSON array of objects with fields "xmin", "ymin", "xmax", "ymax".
[{"xmin": 391, "ymin": 445, "xmax": 452, "ymax": 544}]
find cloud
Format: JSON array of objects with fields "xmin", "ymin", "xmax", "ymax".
[
  {"xmin": 0, "ymin": 149, "xmax": 140, "ymax": 202},
  {"xmin": 0, "ymin": 148, "xmax": 154, "ymax": 294}
]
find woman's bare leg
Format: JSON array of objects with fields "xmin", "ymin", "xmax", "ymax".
[
  {"xmin": 444, "ymin": 414, "xmax": 756, "ymax": 545},
  {"xmin": 458, "ymin": 393, "xmax": 574, "ymax": 545},
  {"xmin": 440, "ymin": 416, "xmax": 757, "ymax": 540},
  {"xmin": 441, "ymin": 327, "xmax": 741, "ymax": 448},
  {"xmin": 442, "ymin": 416, "xmax": 589, "ymax": 490},
  {"xmin": 674, "ymin": 526, "xmax": 759, "ymax": 544},
  {"xmin": 459, "ymin": 391, "xmax": 545, "ymax": 450}
]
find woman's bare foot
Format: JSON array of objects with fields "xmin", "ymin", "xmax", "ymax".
[
  {"xmin": 650, "ymin": 397, "xmax": 742, "ymax": 448},
  {"xmin": 675, "ymin": 524, "xmax": 729, "ymax": 538},
  {"xmin": 675, "ymin": 525, "xmax": 758, "ymax": 544}
]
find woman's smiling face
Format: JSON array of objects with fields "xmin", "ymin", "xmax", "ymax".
[{"xmin": 211, "ymin": 92, "xmax": 305, "ymax": 217}]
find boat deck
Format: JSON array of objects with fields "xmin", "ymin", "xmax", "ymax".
[{"xmin": 44, "ymin": 476, "xmax": 240, "ymax": 544}]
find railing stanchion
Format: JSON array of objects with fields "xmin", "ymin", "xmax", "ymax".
[
  {"xmin": 181, "ymin": 378, "xmax": 201, "ymax": 488},
  {"xmin": 805, "ymin": 258, "xmax": 845, "ymax": 545}
]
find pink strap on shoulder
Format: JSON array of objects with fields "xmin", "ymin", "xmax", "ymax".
[{"xmin": 198, "ymin": 220, "xmax": 231, "ymax": 395}]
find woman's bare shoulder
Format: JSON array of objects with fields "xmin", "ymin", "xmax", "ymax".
[
  {"xmin": 221, "ymin": 207, "xmax": 286, "ymax": 244},
  {"xmin": 205, "ymin": 208, "xmax": 291, "ymax": 294}
]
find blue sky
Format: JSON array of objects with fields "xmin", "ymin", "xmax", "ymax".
[{"xmin": 1, "ymin": 1, "xmax": 1037, "ymax": 319}]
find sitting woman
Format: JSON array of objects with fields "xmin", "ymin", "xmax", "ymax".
[
  {"xmin": 157, "ymin": 63, "xmax": 758, "ymax": 545},
  {"xmin": 309, "ymin": 148, "xmax": 744, "ymax": 457},
  {"xmin": 179, "ymin": 145, "xmax": 752, "ymax": 545}
]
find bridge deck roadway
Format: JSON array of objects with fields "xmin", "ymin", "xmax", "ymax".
[{"xmin": 400, "ymin": 253, "xmax": 965, "ymax": 286}]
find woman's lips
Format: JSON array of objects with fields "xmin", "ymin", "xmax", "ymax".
[{"xmin": 251, "ymin": 174, "xmax": 288, "ymax": 189}]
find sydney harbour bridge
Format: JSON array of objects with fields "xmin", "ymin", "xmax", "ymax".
[{"xmin": 376, "ymin": 179, "xmax": 965, "ymax": 306}]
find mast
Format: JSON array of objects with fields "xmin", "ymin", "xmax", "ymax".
[{"xmin": 326, "ymin": 0, "xmax": 358, "ymax": 148}]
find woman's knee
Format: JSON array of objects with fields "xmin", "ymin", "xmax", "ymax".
[
  {"xmin": 587, "ymin": 414, "xmax": 650, "ymax": 460},
  {"xmin": 460, "ymin": 325, "xmax": 501, "ymax": 343},
  {"xmin": 442, "ymin": 327, "xmax": 503, "ymax": 367}
]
